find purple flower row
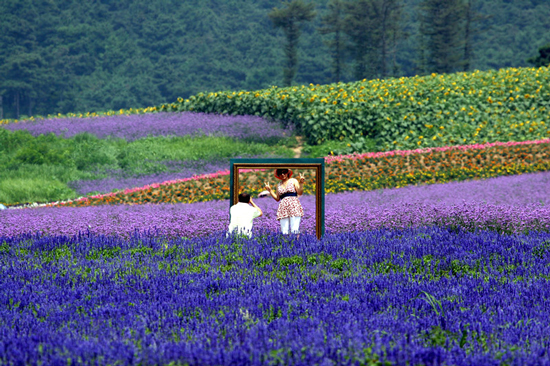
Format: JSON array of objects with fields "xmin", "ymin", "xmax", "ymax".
[
  {"xmin": 1, "ymin": 227, "xmax": 550, "ymax": 365},
  {"xmin": 2, "ymin": 171, "xmax": 550, "ymax": 238},
  {"xmin": 2, "ymin": 112, "xmax": 293, "ymax": 142},
  {"xmin": 2, "ymin": 199, "xmax": 549, "ymax": 238}
]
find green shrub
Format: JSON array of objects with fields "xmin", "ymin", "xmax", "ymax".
[
  {"xmin": 0, "ymin": 178, "xmax": 75, "ymax": 204},
  {"xmin": 69, "ymin": 133, "xmax": 119, "ymax": 170},
  {"xmin": 302, "ymin": 137, "xmax": 379, "ymax": 157}
]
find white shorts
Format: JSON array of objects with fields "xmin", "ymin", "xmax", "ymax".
[{"xmin": 280, "ymin": 216, "xmax": 301, "ymax": 235}]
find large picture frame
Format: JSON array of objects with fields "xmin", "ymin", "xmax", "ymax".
[{"xmin": 229, "ymin": 158, "xmax": 325, "ymax": 239}]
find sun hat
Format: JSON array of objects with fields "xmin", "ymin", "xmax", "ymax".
[{"xmin": 274, "ymin": 168, "xmax": 293, "ymax": 180}]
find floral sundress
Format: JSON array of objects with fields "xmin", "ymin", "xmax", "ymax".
[{"xmin": 276, "ymin": 181, "xmax": 304, "ymax": 220}]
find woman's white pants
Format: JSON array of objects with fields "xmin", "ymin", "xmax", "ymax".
[{"xmin": 280, "ymin": 216, "xmax": 301, "ymax": 235}]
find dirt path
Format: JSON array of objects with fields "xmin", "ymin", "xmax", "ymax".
[{"xmin": 292, "ymin": 136, "xmax": 304, "ymax": 158}]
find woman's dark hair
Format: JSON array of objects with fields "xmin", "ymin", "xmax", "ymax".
[
  {"xmin": 238, "ymin": 192, "xmax": 251, "ymax": 203},
  {"xmin": 276, "ymin": 169, "xmax": 289, "ymax": 177}
]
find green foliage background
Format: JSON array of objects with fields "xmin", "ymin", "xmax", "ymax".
[{"xmin": 1, "ymin": 0, "xmax": 549, "ymax": 119}]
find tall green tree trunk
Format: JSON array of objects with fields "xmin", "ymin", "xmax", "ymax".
[
  {"xmin": 463, "ymin": 0, "xmax": 472, "ymax": 71},
  {"xmin": 382, "ymin": 0, "xmax": 405, "ymax": 78},
  {"xmin": 380, "ymin": 0, "xmax": 390, "ymax": 78},
  {"xmin": 462, "ymin": 0, "xmax": 489, "ymax": 72},
  {"xmin": 283, "ymin": 22, "xmax": 301, "ymax": 86},
  {"xmin": 343, "ymin": 0, "xmax": 381, "ymax": 80},
  {"xmin": 419, "ymin": 0, "xmax": 465, "ymax": 74},
  {"xmin": 269, "ymin": 1, "xmax": 316, "ymax": 87},
  {"xmin": 15, "ymin": 91, "xmax": 19, "ymax": 119},
  {"xmin": 319, "ymin": 0, "xmax": 346, "ymax": 82}
]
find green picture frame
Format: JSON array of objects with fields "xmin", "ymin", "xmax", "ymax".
[{"xmin": 229, "ymin": 158, "xmax": 325, "ymax": 239}]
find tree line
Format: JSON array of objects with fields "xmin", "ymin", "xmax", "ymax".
[{"xmin": 0, "ymin": 0, "xmax": 549, "ymax": 120}]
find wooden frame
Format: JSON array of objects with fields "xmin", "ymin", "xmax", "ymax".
[{"xmin": 229, "ymin": 158, "xmax": 325, "ymax": 239}]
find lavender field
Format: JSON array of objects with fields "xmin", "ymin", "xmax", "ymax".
[
  {"xmin": 2, "ymin": 226, "xmax": 550, "ymax": 365},
  {"xmin": 3, "ymin": 112, "xmax": 293, "ymax": 142},
  {"xmin": 3, "ymin": 170, "xmax": 550, "ymax": 238},
  {"xmin": 3, "ymin": 111, "xmax": 550, "ymax": 365},
  {"xmin": 68, "ymin": 157, "xmax": 257, "ymax": 196},
  {"xmin": 2, "ymin": 170, "xmax": 550, "ymax": 365}
]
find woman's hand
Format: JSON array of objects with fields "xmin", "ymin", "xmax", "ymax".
[
  {"xmin": 295, "ymin": 174, "xmax": 305, "ymax": 196},
  {"xmin": 264, "ymin": 181, "xmax": 279, "ymax": 201}
]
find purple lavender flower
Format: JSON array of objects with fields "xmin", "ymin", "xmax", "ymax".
[
  {"xmin": 2, "ymin": 171, "xmax": 550, "ymax": 238},
  {"xmin": 1, "ymin": 227, "xmax": 550, "ymax": 365},
  {"xmin": 3, "ymin": 112, "xmax": 293, "ymax": 142}
]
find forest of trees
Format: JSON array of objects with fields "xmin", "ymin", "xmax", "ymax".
[{"xmin": 1, "ymin": 0, "xmax": 549, "ymax": 120}]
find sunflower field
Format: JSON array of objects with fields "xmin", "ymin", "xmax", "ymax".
[{"xmin": 162, "ymin": 66, "xmax": 550, "ymax": 150}]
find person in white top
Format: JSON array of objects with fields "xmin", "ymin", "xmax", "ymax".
[{"xmin": 227, "ymin": 192, "xmax": 263, "ymax": 238}]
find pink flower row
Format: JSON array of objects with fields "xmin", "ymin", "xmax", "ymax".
[{"xmin": 323, "ymin": 138, "xmax": 550, "ymax": 163}]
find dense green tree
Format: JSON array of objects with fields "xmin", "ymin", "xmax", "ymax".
[
  {"xmin": 269, "ymin": 0, "xmax": 317, "ymax": 86},
  {"xmin": 0, "ymin": 0, "xmax": 550, "ymax": 118},
  {"xmin": 0, "ymin": 0, "xmax": 47, "ymax": 118},
  {"xmin": 527, "ymin": 43, "xmax": 550, "ymax": 67},
  {"xmin": 462, "ymin": 0, "xmax": 474, "ymax": 71},
  {"xmin": 376, "ymin": 0, "xmax": 405, "ymax": 78},
  {"xmin": 418, "ymin": 0, "xmax": 465, "ymax": 74},
  {"xmin": 343, "ymin": 0, "xmax": 383, "ymax": 80},
  {"xmin": 337, "ymin": 0, "xmax": 404, "ymax": 80},
  {"xmin": 318, "ymin": 0, "xmax": 346, "ymax": 81},
  {"xmin": 461, "ymin": 0, "xmax": 490, "ymax": 71}
]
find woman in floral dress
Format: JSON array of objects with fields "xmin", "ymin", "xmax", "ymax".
[{"xmin": 264, "ymin": 168, "xmax": 305, "ymax": 235}]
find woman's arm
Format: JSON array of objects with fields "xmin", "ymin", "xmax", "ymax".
[
  {"xmin": 293, "ymin": 177, "xmax": 304, "ymax": 196},
  {"xmin": 264, "ymin": 181, "xmax": 279, "ymax": 201}
]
